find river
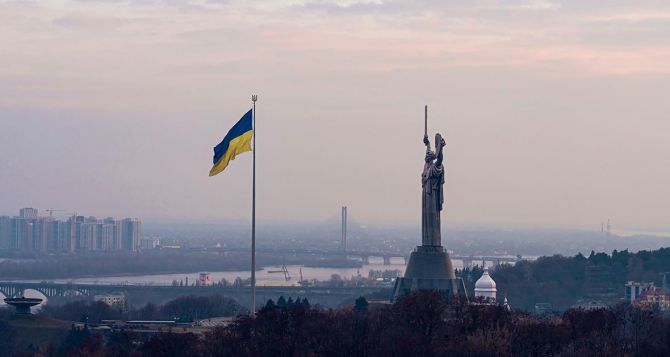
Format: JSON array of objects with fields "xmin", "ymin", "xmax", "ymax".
[
  {"xmin": 17, "ymin": 257, "xmax": 416, "ymax": 287},
  {"xmin": 3, "ymin": 257, "xmax": 525, "ymax": 288},
  {"xmin": 2, "ymin": 257, "xmax": 523, "ymax": 308}
]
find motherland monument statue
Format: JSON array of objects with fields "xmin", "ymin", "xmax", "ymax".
[
  {"xmin": 421, "ymin": 131, "xmax": 445, "ymax": 247},
  {"xmin": 391, "ymin": 106, "xmax": 467, "ymax": 301}
]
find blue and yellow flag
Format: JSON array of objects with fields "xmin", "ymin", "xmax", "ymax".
[{"xmin": 209, "ymin": 109, "xmax": 253, "ymax": 176}]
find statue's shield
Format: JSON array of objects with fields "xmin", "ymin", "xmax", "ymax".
[{"xmin": 435, "ymin": 133, "xmax": 444, "ymax": 149}]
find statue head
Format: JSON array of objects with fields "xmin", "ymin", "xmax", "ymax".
[{"xmin": 425, "ymin": 150, "xmax": 436, "ymax": 162}]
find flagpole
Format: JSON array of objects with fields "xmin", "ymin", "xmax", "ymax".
[{"xmin": 251, "ymin": 94, "xmax": 257, "ymax": 315}]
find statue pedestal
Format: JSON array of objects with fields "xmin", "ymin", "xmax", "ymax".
[{"xmin": 391, "ymin": 246, "xmax": 467, "ymax": 302}]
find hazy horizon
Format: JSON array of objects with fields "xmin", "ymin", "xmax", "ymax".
[{"xmin": 2, "ymin": 1, "xmax": 670, "ymax": 231}]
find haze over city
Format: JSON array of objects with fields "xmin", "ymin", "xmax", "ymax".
[
  {"xmin": 2, "ymin": 0, "xmax": 670, "ymax": 231},
  {"xmin": 5, "ymin": 2, "xmax": 670, "ymax": 356}
]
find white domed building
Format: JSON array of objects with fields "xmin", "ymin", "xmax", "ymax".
[{"xmin": 474, "ymin": 268, "xmax": 497, "ymax": 302}]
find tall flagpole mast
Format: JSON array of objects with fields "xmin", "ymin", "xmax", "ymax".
[{"xmin": 251, "ymin": 94, "xmax": 257, "ymax": 315}]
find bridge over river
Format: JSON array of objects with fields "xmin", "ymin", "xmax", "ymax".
[
  {"xmin": 210, "ymin": 247, "xmax": 523, "ymax": 266},
  {"xmin": 0, "ymin": 281, "xmax": 390, "ymax": 308}
]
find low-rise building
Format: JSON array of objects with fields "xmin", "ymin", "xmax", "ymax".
[
  {"xmin": 95, "ymin": 294, "xmax": 125, "ymax": 308},
  {"xmin": 634, "ymin": 286, "xmax": 670, "ymax": 311},
  {"xmin": 625, "ymin": 280, "xmax": 670, "ymax": 311},
  {"xmin": 141, "ymin": 237, "xmax": 160, "ymax": 250},
  {"xmin": 625, "ymin": 281, "xmax": 654, "ymax": 303},
  {"xmin": 571, "ymin": 299, "xmax": 607, "ymax": 311},
  {"xmin": 198, "ymin": 272, "xmax": 212, "ymax": 286}
]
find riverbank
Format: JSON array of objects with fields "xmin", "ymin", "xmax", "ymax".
[
  {"xmin": 0, "ymin": 251, "xmax": 365, "ymax": 280},
  {"xmin": 8, "ymin": 263, "xmax": 411, "ymax": 287}
]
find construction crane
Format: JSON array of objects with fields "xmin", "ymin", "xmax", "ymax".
[
  {"xmin": 297, "ymin": 267, "xmax": 311, "ymax": 286},
  {"xmin": 607, "ymin": 218, "xmax": 611, "ymax": 236},
  {"xmin": 63, "ymin": 212, "xmax": 78, "ymax": 221},
  {"xmin": 268, "ymin": 264, "xmax": 291, "ymax": 281},
  {"xmin": 44, "ymin": 208, "xmax": 65, "ymax": 219}
]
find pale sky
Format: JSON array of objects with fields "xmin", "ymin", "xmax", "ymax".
[{"xmin": 1, "ymin": 0, "xmax": 670, "ymax": 230}]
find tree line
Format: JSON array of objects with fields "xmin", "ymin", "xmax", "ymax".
[
  {"xmin": 459, "ymin": 247, "xmax": 670, "ymax": 311},
  {"xmin": 9, "ymin": 291, "xmax": 670, "ymax": 356},
  {"xmin": 39, "ymin": 294, "xmax": 243, "ymax": 323}
]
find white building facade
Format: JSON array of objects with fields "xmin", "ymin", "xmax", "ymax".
[{"xmin": 474, "ymin": 268, "xmax": 497, "ymax": 301}]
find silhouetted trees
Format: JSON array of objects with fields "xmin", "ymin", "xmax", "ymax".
[
  {"xmin": 40, "ymin": 294, "xmax": 242, "ymax": 323},
  {"xmin": 105, "ymin": 331, "xmax": 138, "ymax": 357},
  {"xmin": 10, "ymin": 291, "xmax": 670, "ymax": 356},
  {"xmin": 153, "ymin": 295, "xmax": 242, "ymax": 322},
  {"xmin": 40, "ymin": 300, "xmax": 122, "ymax": 323},
  {"xmin": 140, "ymin": 332, "xmax": 201, "ymax": 357},
  {"xmin": 0, "ymin": 319, "xmax": 18, "ymax": 355},
  {"xmin": 50, "ymin": 326, "xmax": 104, "ymax": 357},
  {"xmin": 354, "ymin": 296, "xmax": 368, "ymax": 312},
  {"xmin": 482, "ymin": 247, "xmax": 670, "ymax": 310},
  {"xmin": 200, "ymin": 291, "xmax": 670, "ymax": 356}
]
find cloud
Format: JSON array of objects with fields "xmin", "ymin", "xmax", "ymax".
[
  {"xmin": 517, "ymin": 0, "xmax": 561, "ymax": 11},
  {"xmin": 2, "ymin": 0, "xmax": 670, "ymax": 228},
  {"xmin": 52, "ymin": 12, "xmax": 126, "ymax": 30},
  {"xmin": 588, "ymin": 11, "xmax": 670, "ymax": 23}
]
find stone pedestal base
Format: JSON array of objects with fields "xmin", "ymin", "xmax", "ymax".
[{"xmin": 391, "ymin": 246, "xmax": 468, "ymax": 302}]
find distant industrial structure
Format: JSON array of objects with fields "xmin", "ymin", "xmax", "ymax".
[
  {"xmin": 4, "ymin": 296, "xmax": 43, "ymax": 315},
  {"xmin": 601, "ymin": 218, "xmax": 612, "ymax": 244},
  {"xmin": 0, "ymin": 208, "xmax": 142, "ymax": 253},
  {"xmin": 341, "ymin": 206, "xmax": 348, "ymax": 252}
]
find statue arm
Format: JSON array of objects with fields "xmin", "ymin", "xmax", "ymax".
[{"xmin": 436, "ymin": 137, "xmax": 445, "ymax": 166}]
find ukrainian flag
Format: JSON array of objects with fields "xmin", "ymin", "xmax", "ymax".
[{"xmin": 209, "ymin": 109, "xmax": 253, "ymax": 176}]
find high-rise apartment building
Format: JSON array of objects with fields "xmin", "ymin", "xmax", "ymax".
[
  {"xmin": 0, "ymin": 216, "xmax": 12, "ymax": 249},
  {"xmin": 73, "ymin": 216, "xmax": 85, "ymax": 251},
  {"xmin": 19, "ymin": 208, "xmax": 38, "ymax": 219},
  {"xmin": 59, "ymin": 218, "xmax": 77, "ymax": 253},
  {"xmin": 14, "ymin": 218, "xmax": 33, "ymax": 251},
  {"xmin": 100, "ymin": 223, "xmax": 115, "ymax": 250},
  {"xmin": 80, "ymin": 222, "xmax": 97, "ymax": 251},
  {"xmin": 2, "ymin": 209, "xmax": 141, "ymax": 254},
  {"xmin": 47, "ymin": 220, "xmax": 61, "ymax": 252},
  {"xmin": 32, "ymin": 218, "xmax": 49, "ymax": 252},
  {"xmin": 102, "ymin": 217, "xmax": 121, "ymax": 250},
  {"xmin": 121, "ymin": 218, "xmax": 141, "ymax": 251}
]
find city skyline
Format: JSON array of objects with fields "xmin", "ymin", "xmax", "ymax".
[
  {"xmin": 0, "ymin": 207, "xmax": 142, "ymax": 253},
  {"xmin": 2, "ymin": 1, "xmax": 670, "ymax": 230},
  {"xmin": 3, "ymin": 2, "xmax": 670, "ymax": 354}
]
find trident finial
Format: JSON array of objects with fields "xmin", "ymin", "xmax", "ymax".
[{"xmin": 252, "ymin": 94, "xmax": 258, "ymax": 102}]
